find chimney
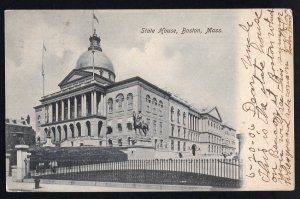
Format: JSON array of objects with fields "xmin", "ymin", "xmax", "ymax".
[{"xmin": 26, "ymin": 115, "xmax": 30, "ymax": 125}]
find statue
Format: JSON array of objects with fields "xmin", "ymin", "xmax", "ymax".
[{"xmin": 133, "ymin": 111, "xmax": 149, "ymax": 136}]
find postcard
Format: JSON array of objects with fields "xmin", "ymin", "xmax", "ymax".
[{"xmin": 5, "ymin": 9, "xmax": 294, "ymax": 191}]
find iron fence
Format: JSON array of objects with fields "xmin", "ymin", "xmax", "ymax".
[{"xmin": 27, "ymin": 158, "xmax": 242, "ymax": 187}]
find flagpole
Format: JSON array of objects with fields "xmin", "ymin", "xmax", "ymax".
[
  {"xmin": 42, "ymin": 42, "xmax": 45, "ymax": 96},
  {"xmin": 92, "ymin": 10, "xmax": 94, "ymax": 35},
  {"xmin": 92, "ymin": 50, "xmax": 95, "ymax": 80},
  {"xmin": 92, "ymin": 10, "xmax": 95, "ymax": 81}
]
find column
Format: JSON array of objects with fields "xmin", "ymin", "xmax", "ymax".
[
  {"xmin": 84, "ymin": 93, "xmax": 87, "ymax": 116},
  {"xmin": 193, "ymin": 116, "xmax": 195, "ymax": 130},
  {"xmin": 103, "ymin": 94, "xmax": 107, "ymax": 116},
  {"xmin": 99, "ymin": 94, "xmax": 103, "ymax": 115},
  {"xmin": 68, "ymin": 98, "xmax": 71, "ymax": 120},
  {"xmin": 192, "ymin": 116, "xmax": 194, "ymax": 130},
  {"xmin": 94, "ymin": 91, "xmax": 97, "ymax": 114},
  {"xmin": 49, "ymin": 104, "xmax": 53, "ymax": 123},
  {"xmin": 81, "ymin": 95, "xmax": 84, "ymax": 117},
  {"xmin": 74, "ymin": 96, "xmax": 77, "ymax": 118},
  {"xmin": 55, "ymin": 102, "xmax": 58, "ymax": 122},
  {"xmin": 61, "ymin": 100, "xmax": 64, "ymax": 121},
  {"xmin": 91, "ymin": 92, "xmax": 94, "ymax": 115}
]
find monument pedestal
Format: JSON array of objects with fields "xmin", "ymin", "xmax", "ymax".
[{"xmin": 43, "ymin": 137, "xmax": 55, "ymax": 147}]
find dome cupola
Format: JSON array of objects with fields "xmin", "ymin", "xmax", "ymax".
[{"xmin": 75, "ymin": 29, "xmax": 115, "ymax": 81}]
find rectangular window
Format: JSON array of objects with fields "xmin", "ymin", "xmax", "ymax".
[
  {"xmin": 117, "ymin": 123, "xmax": 122, "ymax": 132},
  {"xmin": 127, "ymin": 123, "xmax": 132, "ymax": 131},
  {"xmin": 171, "ymin": 125, "xmax": 174, "ymax": 137},
  {"xmin": 159, "ymin": 122, "xmax": 162, "ymax": 134},
  {"xmin": 178, "ymin": 141, "xmax": 180, "ymax": 151},
  {"xmin": 153, "ymin": 120, "xmax": 156, "ymax": 134},
  {"xmin": 171, "ymin": 140, "xmax": 174, "ymax": 151},
  {"xmin": 183, "ymin": 142, "xmax": 186, "ymax": 151},
  {"xmin": 160, "ymin": 140, "xmax": 163, "ymax": 147},
  {"xmin": 178, "ymin": 128, "xmax": 180, "ymax": 138}
]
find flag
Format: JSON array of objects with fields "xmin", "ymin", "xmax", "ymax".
[
  {"xmin": 42, "ymin": 43, "xmax": 46, "ymax": 76},
  {"xmin": 93, "ymin": 13, "xmax": 99, "ymax": 24}
]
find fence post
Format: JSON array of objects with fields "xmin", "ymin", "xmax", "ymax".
[
  {"xmin": 225, "ymin": 159, "xmax": 227, "ymax": 178},
  {"xmin": 6, "ymin": 153, "xmax": 11, "ymax": 176},
  {"xmin": 15, "ymin": 145, "xmax": 30, "ymax": 182},
  {"xmin": 230, "ymin": 159, "xmax": 233, "ymax": 179}
]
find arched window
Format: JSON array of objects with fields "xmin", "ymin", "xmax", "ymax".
[
  {"xmin": 57, "ymin": 126, "xmax": 62, "ymax": 141},
  {"xmin": 70, "ymin": 124, "xmax": 74, "ymax": 138},
  {"xmin": 98, "ymin": 121, "xmax": 103, "ymax": 137},
  {"xmin": 171, "ymin": 106, "xmax": 174, "ymax": 121},
  {"xmin": 63, "ymin": 125, "xmax": 68, "ymax": 140},
  {"xmin": 116, "ymin": 94, "xmax": 124, "ymax": 111},
  {"xmin": 183, "ymin": 112, "xmax": 186, "ymax": 125},
  {"xmin": 158, "ymin": 100, "xmax": 163, "ymax": 115},
  {"xmin": 177, "ymin": 109, "xmax": 181, "ymax": 123},
  {"xmin": 152, "ymin": 98, "xmax": 157, "ymax": 113},
  {"xmin": 86, "ymin": 121, "xmax": 91, "ymax": 136},
  {"xmin": 76, "ymin": 122, "xmax": 81, "ymax": 137},
  {"xmin": 108, "ymin": 98, "xmax": 113, "ymax": 113},
  {"xmin": 146, "ymin": 95, "xmax": 151, "ymax": 111},
  {"xmin": 127, "ymin": 93, "xmax": 133, "ymax": 110},
  {"xmin": 51, "ymin": 127, "xmax": 56, "ymax": 142}
]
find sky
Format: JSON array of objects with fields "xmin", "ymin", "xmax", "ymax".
[{"xmin": 5, "ymin": 10, "xmax": 240, "ymax": 131}]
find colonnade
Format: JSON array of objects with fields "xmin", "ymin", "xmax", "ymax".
[
  {"xmin": 188, "ymin": 113, "xmax": 201, "ymax": 132},
  {"xmin": 42, "ymin": 91, "xmax": 107, "ymax": 124}
]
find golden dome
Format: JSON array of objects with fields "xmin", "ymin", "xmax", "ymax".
[{"xmin": 75, "ymin": 50, "xmax": 114, "ymax": 73}]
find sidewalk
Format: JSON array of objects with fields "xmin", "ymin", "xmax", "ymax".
[{"xmin": 6, "ymin": 177, "xmax": 213, "ymax": 192}]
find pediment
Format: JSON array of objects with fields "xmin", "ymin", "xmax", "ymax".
[
  {"xmin": 68, "ymin": 74, "xmax": 83, "ymax": 82},
  {"xmin": 207, "ymin": 107, "xmax": 222, "ymax": 122},
  {"xmin": 58, "ymin": 69, "xmax": 92, "ymax": 87}
]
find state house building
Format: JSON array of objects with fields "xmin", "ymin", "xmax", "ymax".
[{"xmin": 35, "ymin": 29, "xmax": 238, "ymax": 158}]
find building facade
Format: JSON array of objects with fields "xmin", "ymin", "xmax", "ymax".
[
  {"xmin": 5, "ymin": 115, "xmax": 36, "ymax": 151},
  {"xmin": 34, "ymin": 29, "xmax": 238, "ymax": 158}
]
